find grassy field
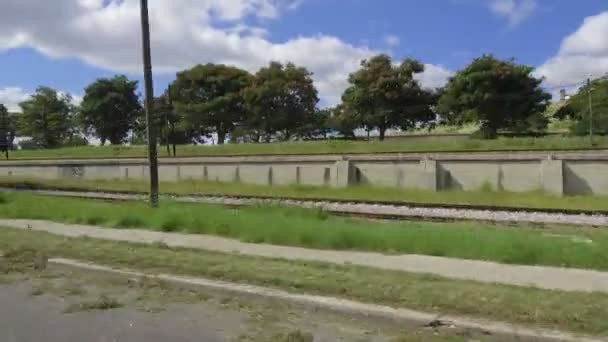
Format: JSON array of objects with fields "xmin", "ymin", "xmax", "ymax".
[
  {"xmin": 4, "ymin": 135, "xmax": 608, "ymax": 159},
  {"xmin": 1, "ymin": 228, "xmax": 608, "ymax": 336},
  {"xmin": 1, "ymin": 192, "xmax": 607, "ymax": 270},
  {"xmin": 3, "ymin": 177, "xmax": 608, "ymax": 212}
]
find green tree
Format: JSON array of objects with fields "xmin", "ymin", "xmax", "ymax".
[
  {"xmin": 19, "ymin": 87, "xmax": 74, "ymax": 148},
  {"xmin": 80, "ymin": 75, "xmax": 141, "ymax": 145},
  {"xmin": 555, "ymin": 77, "xmax": 608, "ymax": 136},
  {"xmin": 244, "ymin": 61, "xmax": 319, "ymax": 142},
  {"xmin": 342, "ymin": 55, "xmax": 436, "ymax": 140},
  {"xmin": 0, "ymin": 104, "xmax": 15, "ymax": 158},
  {"xmin": 328, "ymin": 104, "xmax": 360, "ymax": 139},
  {"xmin": 438, "ymin": 55, "xmax": 551, "ymax": 139},
  {"xmin": 153, "ymin": 92, "xmax": 192, "ymax": 156},
  {"xmin": 170, "ymin": 64, "xmax": 252, "ymax": 145},
  {"xmin": 296, "ymin": 108, "xmax": 331, "ymax": 139}
]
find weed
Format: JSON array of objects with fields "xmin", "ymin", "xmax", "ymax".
[
  {"xmin": 30, "ymin": 287, "xmax": 46, "ymax": 296},
  {"xmin": 1, "ymin": 247, "xmax": 47, "ymax": 273},
  {"xmin": 85, "ymin": 216, "xmax": 107, "ymax": 225},
  {"xmin": 64, "ymin": 295, "xmax": 123, "ymax": 313},
  {"xmin": 160, "ymin": 215, "xmax": 183, "ymax": 232},
  {"xmin": 271, "ymin": 330, "xmax": 314, "ymax": 342},
  {"xmin": 115, "ymin": 215, "xmax": 145, "ymax": 228}
]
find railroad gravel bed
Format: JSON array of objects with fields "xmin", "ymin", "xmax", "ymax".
[{"xmin": 4, "ymin": 188, "xmax": 608, "ymax": 227}]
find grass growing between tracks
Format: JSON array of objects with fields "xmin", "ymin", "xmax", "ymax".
[
  {"xmin": 3, "ymin": 135, "xmax": 608, "ymax": 160},
  {"xmin": 3, "ymin": 177, "xmax": 608, "ymax": 212},
  {"xmin": 1, "ymin": 227, "xmax": 608, "ymax": 336},
  {"xmin": 1, "ymin": 192, "xmax": 608, "ymax": 270}
]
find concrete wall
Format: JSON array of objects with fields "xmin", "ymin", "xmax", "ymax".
[{"xmin": 1, "ymin": 151, "xmax": 607, "ymax": 196}]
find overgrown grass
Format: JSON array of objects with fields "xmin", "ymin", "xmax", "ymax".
[
  {"xmin": 3, "ymin": 177, "xmax": 608, "ymax": 212},
  {"xmin": 1, "ymin": 192, "xmax": 608, "ymax": 270},
  {"xmin": 1, "ymin": 228, "xmax": 608, "ymax": 335},
  {"xmin": 5, "ymin": 135, "xmax": 608, "ymax": 160}
]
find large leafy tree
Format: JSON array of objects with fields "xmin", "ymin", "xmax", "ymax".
[
  {"xmin": 342, "ymin": 54, "xmax": 436, "ymax": 140},
  {"xmin": 244, "ymin": 61, "xmax": 319, "ymax": 142},
  {"xmin": 329, "ymin": 104, "xmax": 360, "ymax": 139},
  {"xmin": 296, "ymin": 108, "xmax": 331, "ymax": 139},
  {"xmin": 153, "ymin": 92, "xmax": 191, "ymax": 156},
  {"xmin": 170, "ymin": 64, "xmax": 252, "ymax": 145},
  {"xmin": 554, "ymin": 77, "xmax": 608, "ymax": 136},
  {"xmin": 80, "ymin": 75, "xmax": 141, "ymax": 145},
  {"xmin": 0, "ymin": 104, "xmax": 16, "ymax": 157},
  {"xmin": 438, "ymin": 55, "xmax": 551, "ymax": 139},
  {"xmin": 19, "ymin": 86, "xmax": 74, "ymax": 148}
]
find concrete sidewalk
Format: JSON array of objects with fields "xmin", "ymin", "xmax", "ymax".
[{"xmin": 2, "ymin": 219, "xmax": 608, "ymax": 293}]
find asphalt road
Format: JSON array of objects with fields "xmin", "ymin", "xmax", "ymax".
[
  {"xmin": 0, "ymin": 256, "xmax": 503, "ymax": 342},
  {"xmin": 0, "ymin": 282, "xmax": 239, "ymax": 342}
]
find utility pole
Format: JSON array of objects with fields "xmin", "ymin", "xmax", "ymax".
[
  {"xmin": 587, "ymin": 78, "xmax": 594, "ymax": 145},
  {"xmin": 140, "ymin": 0, "xmax": 159, "ymax": 207}
]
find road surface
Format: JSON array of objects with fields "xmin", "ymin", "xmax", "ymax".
[{"xmin": 0, "ymin": 263, "xmax": 485, "ymax": 342}]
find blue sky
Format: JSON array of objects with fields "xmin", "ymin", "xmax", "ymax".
[{"xmin": 1, "ymin": 0, "xmax": 607, "ymax": 110}]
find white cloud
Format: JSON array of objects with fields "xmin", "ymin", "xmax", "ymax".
[
  {"xmin": 0, "ymin": 87, "xmax": 81, "ymax": 112},
  {"xmin": 0, "ymin": 87, "xmax": 29, "ymax": 112},
  {"xmin": 536, "ymin": 12, "xmax": 608, "ymax": 87},
  {"xmin": 0, "ymin": 0, "xmax": 373, "ymax": 106},
  {"xmin": 383, "ymin": 35, "xmax": 400, "ymax": 48},
  {"xmin": 489, "ymin": 0, "xmax": 537, "ymax": 27},
  {"xmin": 415, "ymin": 64, "xmax": 454, "ymax": 90},
  {"xmin": 0, "ymin": 0, "xmax": 450, "ymax": 107}
]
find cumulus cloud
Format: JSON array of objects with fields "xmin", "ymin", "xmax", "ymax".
[
  {"xmin": 489, "ymin": 0, "xmax": 537, "ymax": 27},
  {"xmin": 0, "ymin": 0, "xmax": 448, "ymax": 107},
  {"xmin": 415, "ymin": 64, "xmax": 454, "ymax": 90},
  {"xmin": 0, "ymin": 0, "xmax": 372, "ymax": 105},
  {"xmin": 536, "ymin": 12, "xmax": 608, "ymax": 87},
  {"xmin": 0, "ymin": 87, "xmax": 29, "ymax": 112}
]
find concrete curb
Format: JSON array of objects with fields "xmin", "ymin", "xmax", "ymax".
[{"xmin": 47, "ymin": 257, "xmax": 603, "ymax": 342}]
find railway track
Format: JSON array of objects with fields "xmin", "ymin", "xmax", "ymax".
[{"xmin": 2, "ymin": 186, "xmax": 607, "ymax": 227}]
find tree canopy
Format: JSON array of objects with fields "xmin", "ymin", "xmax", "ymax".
[
  {"xmin": 0, "ymin": 104, "xmax": 16, "ymax": 157},
  {"xmin": 244, "ymin": 61, "xmax": 319, "ymax": 142},
  {"xmin": 554, "ymin": 78, "xmax": 608, "ymax": 136},
  {"xmin": 19, "ymin": 86, "xmax": 74, "ymax": 148},
  {"xmin": 329, "ymin": 104, "xmax": 360, "ymax": 139},
  {"xmin": 170, "ymin": 64, "xmax": 252, "ymax": 144},
  {"xmin": 342, "ymin": 54, "xmax": 436, "ymax": 140},
  {"xmin": 437, "ymin": 55, "xmax": 551, "ymax": 139},
  {"xmin": 153, "ymin": 92, "xmax": 191, "ymax": 156},
  {"xmin": 79, "ymin": 75, "xmax": 141, "ymax": 145}
]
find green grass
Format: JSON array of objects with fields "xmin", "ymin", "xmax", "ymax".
[
  {"xmin": 3, "ymin": 177, "xmax": 608, "ymax": 212},
  {"xmin": 1, "ymin": 192, "xmax": 608, "ymax": 270},
  {"xmin": 1, "ymin": 228, "xmax": 608, "ymax": 336},
  {"xmin": 5, "ymin": 135, "xmax": 608, "ymax": 160}
]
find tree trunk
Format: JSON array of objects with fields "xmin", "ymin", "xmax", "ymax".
[
  {"xmin": 170, "ymin": 122, "xmax": 177, "ymax": 156},
  {"xmin": 379, "ymin": 128, "xmax": 386, "ymax": 141},
  {"xmin": 217, "ymin": 130, "xmax": 226, "ymax": 145}
]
